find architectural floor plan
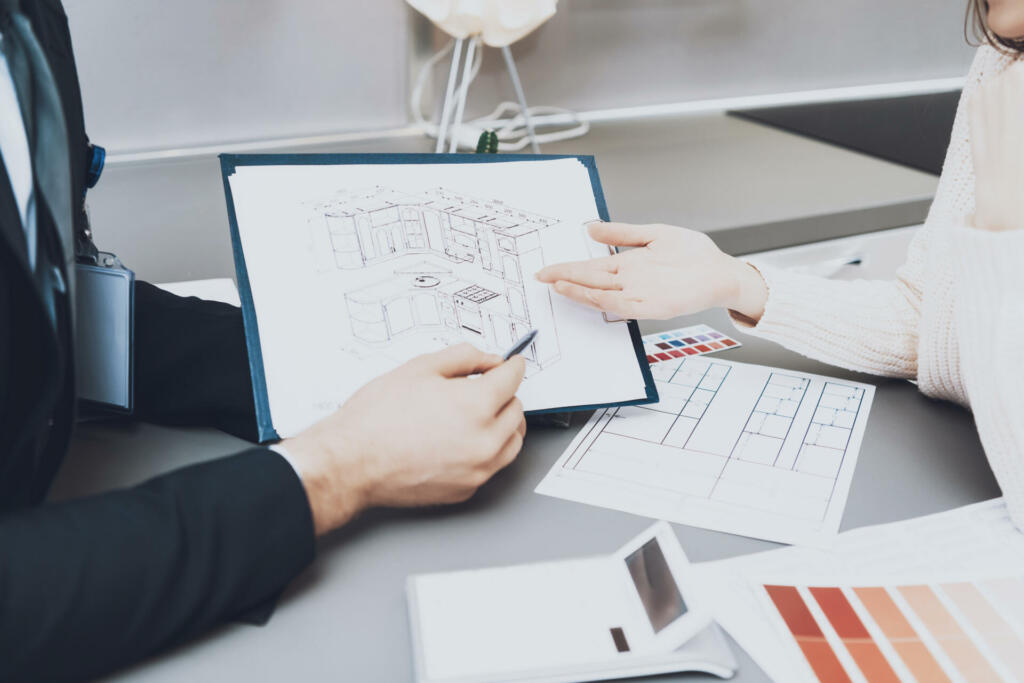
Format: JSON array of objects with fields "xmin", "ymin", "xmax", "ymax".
[
  {"xmin": 536, "ymin": 356, "xmax": 875, "ymax": 546},
  {"xmin": 310, "ymin": 186, "xmax": 561, "ymax": 369}
]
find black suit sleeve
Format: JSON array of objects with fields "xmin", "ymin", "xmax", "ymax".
[
  {"xmin": 0, "ymin": 447, "xmax": 315, "ymax": 682},
  {"xmin": 132, "ymin": 281, "xmax": 261, "ymax": 441}
]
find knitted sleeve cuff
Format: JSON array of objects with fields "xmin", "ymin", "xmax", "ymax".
[{"xmin": 730, "ymin": 263, "xmax": 920, "ymax": 378}]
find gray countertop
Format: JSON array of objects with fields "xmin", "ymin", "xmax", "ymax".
[
  {"xmin": 53, "ymin": 309, "xmax": 997, "ymax": 683},
  {"xmin": 87, "ymin": 114, "xmax": 939, "ymax": 283}
]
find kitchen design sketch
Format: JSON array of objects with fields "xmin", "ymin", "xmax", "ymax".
[{"xmin": 309, "ymin": 186, "xmax": 562, "ymax": 369}]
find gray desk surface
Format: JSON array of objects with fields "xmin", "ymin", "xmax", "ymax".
[
  {"xmin": 52, "ymin": 309, "xmax": 998, "ymax": 683},
  {"xmin": 89, "ymin": 114, "xmax": 938, "ymax": 283}
]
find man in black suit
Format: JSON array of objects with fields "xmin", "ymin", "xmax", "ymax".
[{"xmin": 0, "ymin": 2, "xmax": 527, "ymax": 680}]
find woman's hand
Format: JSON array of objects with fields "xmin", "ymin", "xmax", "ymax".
[
  {"xmin": 536, "ymin": 222, "xmax": 768, "ymax": 321},
  {"xmin": 969, "ymin": 61, "xmax": 1024, "ymax": 233}
]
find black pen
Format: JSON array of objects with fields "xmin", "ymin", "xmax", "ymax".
[{"xmin": 503, "ymin": 329, "xmax": 539, "ymax": 360}]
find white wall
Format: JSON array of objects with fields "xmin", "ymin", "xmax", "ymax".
[
  {"xmin": 64, "ymin": 0, "xmax": 976, "ymax": 155},
  {"xmin": 459, "ymin": 0, "xmax": 976, "ymax": 119},
  {"xmin": 63, "ymin": 0, "xmax": 410, "ymax": 153}
]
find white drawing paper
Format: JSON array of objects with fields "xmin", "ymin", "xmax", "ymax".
[
  {"xmin": 691, "ymin": 498, "xmax": 1021, "ymax": 683},
  {"xmin": 535, "ymin": 356, "xmax": 875, "ymax": 547},
  {"xmin": 225, "ymin": 158, "xmax": 650, "ymax": 438}
]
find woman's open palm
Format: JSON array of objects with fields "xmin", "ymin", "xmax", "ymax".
[{"xmin": 536, "ymin": 222, "xmax": 764, "ymax": 320}]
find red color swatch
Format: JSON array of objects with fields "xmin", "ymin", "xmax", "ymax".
[
  {"xmin": 810, "ymin": 587, "xmax": 899, "ymax": 683},
  {"xmin": 765, "ymin": 585, "xmax": 851, "ymax": 683}
]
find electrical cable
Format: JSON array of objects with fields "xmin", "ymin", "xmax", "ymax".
[{"xmin": 411, "ymin": 39, "xmax": 589, "ymax": 152}]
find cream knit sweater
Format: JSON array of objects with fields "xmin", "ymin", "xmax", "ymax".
[{"xmin": 735, "ymin": 46, "xmax": 1024, "ymax": 527}]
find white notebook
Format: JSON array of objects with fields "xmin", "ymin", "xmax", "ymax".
[{"xmin": 406, "ymin": 522, "xmax": 737, "ymax": 683}]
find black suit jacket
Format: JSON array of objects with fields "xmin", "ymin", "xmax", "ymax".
[{"xmin": 0, "ymin": 3, "xmax": 315, "ymax": 680}]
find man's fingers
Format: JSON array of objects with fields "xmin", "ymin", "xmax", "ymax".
[
  {"xmin": 488, "ymin": 400, "xmax": 526, "ymax": 469},
  {"xmin": 477, "ymin": 356, "xmax": 526, "ymax": 410},
  {"xmin": 535, "ymin": 257, "xmax": 621, "ymax": 289},
  {"xmin": 551, "ymin": 280, "xmax": 633, "ymax": 317},
  {"xmin": 490, "ymin": 428, "xmax": 524, "ymax": 471},
  {"xmin": 494, "ymin": 396, "xmax": 525, "ymax": 439},
  {"xmin": 425, "ymin": 343, "xmax": 501, "ymax": 378},
  {"xmin": 587, "ymin": 222, "xmax": 657, "ymax": 247}
]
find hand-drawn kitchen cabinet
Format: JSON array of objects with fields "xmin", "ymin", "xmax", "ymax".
[{"xmin": 317, "ymin": 187, "xmax": 561, "ymax": 368}]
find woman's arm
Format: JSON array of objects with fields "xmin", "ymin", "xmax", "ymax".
[
  {"xmin": 729, "ymin": 247, "xmax": 927, "ymax": 379},
  {"xmin": 536, "ymin": 221, "xmax": 930, "ymax": 379}
]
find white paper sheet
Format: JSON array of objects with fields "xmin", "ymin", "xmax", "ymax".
[
  {"xmin": 225, "ymin": 158, "xmax": 649, "ymax": 437},
  {"xmin": 693, "ymin": 498, "xmax": 1024, "ymax": 682},
  {"xmin": 536, "ymin": 356, "xmax": 875, "ymax": 547}
]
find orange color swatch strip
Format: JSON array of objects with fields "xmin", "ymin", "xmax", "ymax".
[
  {"xmin": 808, "ymin": 587, "xmax": 900, "ymax": 683},
  {"xmin": 898, "ymin": 584, "xmax": 1000, "ymax": 681},
  {"xmin": 853, "ymin": 586, "xmax": 950, "ymax": 683},
  {"xmin": 764, "ymin": 585, "xmax": 851, "ymax": 683}
]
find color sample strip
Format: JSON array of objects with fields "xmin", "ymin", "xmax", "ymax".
[
  {"xmin": 899, "ymin": 584, "xmax": 1001, "ymax": 681},
  {"xmin": 853, "ymin": 587, "xmax": 950, "ymax": 683},
  {"xmin": 641, "ymin": 325, "xmax": 742, "ymax": 364},
  {"xmin": 764, "ymin": 585, "xmax": 851, "ymax": 683},
  {"xmin": 942, "ymin": 581, "xmax": 1024, "ymax": 678},
  {"xmin": 809, "ymin": 587, "xmax": 900, "ymax": 683}
]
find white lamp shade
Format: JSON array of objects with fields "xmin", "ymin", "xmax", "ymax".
[{"xmin": 406, "ymin": 0, "xmax": 557, "ymax": 47}]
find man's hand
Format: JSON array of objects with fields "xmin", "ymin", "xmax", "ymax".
[
  {"xmin": 969, "ymin": 61, "xmax": 1024, "ymax": 233},
  {"xmin": 282, "ymin": 344, "xmax": 527, "ymax": 535},
  {"xmin": 536, "ymin": 222, "xmax": 768, "ymax": 322}
]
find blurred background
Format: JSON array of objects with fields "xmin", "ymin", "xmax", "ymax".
[{"xmin": 62, "ymin": 0, "xmax": 975, "ymax": 283}]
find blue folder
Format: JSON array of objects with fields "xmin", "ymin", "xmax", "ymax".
[{"xmin": 220, "ymin": 153, "xmax": 659, "ymax": 442}]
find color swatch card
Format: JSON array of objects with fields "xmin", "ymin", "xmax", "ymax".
[
  {"xmin": 642, "ymin": 325, "xmax": 741, "ymax": 365},
  {"xmin": 536, "ymin": 356, "xmax": 874, "ymax": 546},
  {"xmin": 691, "ymin": 499, "xmax": 1024, "ymax": 683},
  {"xmin": 761, "ymin": 576, "xmax": 1024, "ymax": 682}
]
